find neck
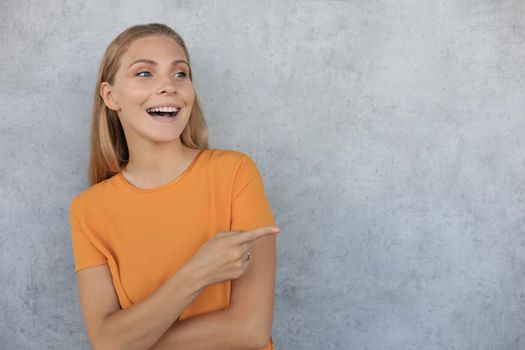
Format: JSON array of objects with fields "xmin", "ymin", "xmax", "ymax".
[{"xmin": 124, "ymin": 137, "xmax": 191, "ymax": 176}]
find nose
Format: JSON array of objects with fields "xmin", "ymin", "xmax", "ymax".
[{"xmin": 157, "ymin": 75, "xmax": 178, "ymax": 95}]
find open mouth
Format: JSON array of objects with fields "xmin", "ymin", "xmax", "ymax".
[
  {"xmin": 147, "ymin": 110, "xmax": 180, "ymax": 118},
  {"xmin": 146, "ymin": 106, "xmax": 181, "ymax": 119}
]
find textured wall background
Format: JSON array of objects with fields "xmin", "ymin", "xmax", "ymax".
[{"xmin": 1, "ymin": 0, "xmax": 524, "ymax": 349}]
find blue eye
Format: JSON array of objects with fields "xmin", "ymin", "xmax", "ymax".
[{"xmin": 135, "ymin": 71, "xmax": 187, "ymax": 79}]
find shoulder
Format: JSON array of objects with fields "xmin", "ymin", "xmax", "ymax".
[
  {"xmin": 70, "ymin": 175, "xmax": 118, "ymax": 213},
  {"xmin": 206, "ymin": 148, "xmax": 251, "ymax": 164},
  {"xmin": 204, "ymin": 148, "xmax": 264, "ymax": 187},
  {"xmin": 205, "ymin": 148, "xmax": 257, "ymax": 172}
]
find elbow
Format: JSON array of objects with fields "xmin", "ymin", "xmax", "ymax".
[
  {"xmin": 233, "ymin": 309, "xmax": 273, "ymax": 349},
  {"xmin": 93, "ymin": 342, "xmax": 125, "ymax": 350},
  {"xmin": 255, "ymin": 335, "xmax": 272, "ymax": 350},
  {"xmin": 91, "ymin": 329, "xmax": 124, "ymax": 350},
  {"xmin": 92, "ymin": 339, "xmax": 121, "ymax": 350},
  {"xmin": 252, "ymin": 336, "xmax": 272, "ymax": 350},
  {"xmin": 248, "ymin": 323, "xmax": 273, "ymax": 349},
  {"xmin": 93, "ymin": 335, "xmax": 136, "ymax": 350}
]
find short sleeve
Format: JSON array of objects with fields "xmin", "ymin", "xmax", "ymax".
[
  {"xmin": 230, "ymin": 154, "xmax": 277, "ymax": 231},
  {"xmin": 69, "ymin": 195, "xmax": 108, "ymax": 272}
]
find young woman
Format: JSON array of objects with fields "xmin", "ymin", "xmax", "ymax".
[{"xmin": 69, "ymin": 23, "xmax": 280, "ymax": 350}]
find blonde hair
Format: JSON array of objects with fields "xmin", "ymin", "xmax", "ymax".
[{"xmin": 87, "ymin": 23, "xmax": 209, "ymax": 186}]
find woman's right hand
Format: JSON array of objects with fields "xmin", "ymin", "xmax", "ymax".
[{"xmin": 186, "ymin": 226, "xmax": 280, "ymax": 287}]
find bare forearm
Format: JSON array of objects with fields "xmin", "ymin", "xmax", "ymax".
[
  {"xmin": 148, "ymin": 308, "xmax": 262, "ymax": 350},
  {"xmin": 98, "ymin": 264, "xmax": 205, "ymax": 350}
]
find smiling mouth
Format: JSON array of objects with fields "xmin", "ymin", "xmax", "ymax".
[{"xmin": 146, "ymin": 110, "xmax": 180, "ymax": 118}]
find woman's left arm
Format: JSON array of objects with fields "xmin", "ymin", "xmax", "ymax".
[{"xmin": 149, "ymin": 233, "xmax": 276, "ymax": 350}]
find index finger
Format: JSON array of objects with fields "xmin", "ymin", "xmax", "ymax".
[{"xmin": 234, "ymin": 226, "xmax": 280, "ymax": 244}]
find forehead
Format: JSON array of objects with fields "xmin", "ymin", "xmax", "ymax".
[{"xmin": 122, "ymin": 35, "xmax": 187, "ymax": 63}]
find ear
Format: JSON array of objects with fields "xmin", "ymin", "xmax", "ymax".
[{"xmin": 100, "ymin": 82, "xmax": 121, "ymax": 111}]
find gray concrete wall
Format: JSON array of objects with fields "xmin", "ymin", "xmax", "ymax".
[{"xmin": 1, "ymin": 0, "xmax": 524, "ymax": 349}]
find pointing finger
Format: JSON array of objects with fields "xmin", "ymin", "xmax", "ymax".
[{"xmin": 235, "ymin": 226, "xmax": 280, "ymax": 244}]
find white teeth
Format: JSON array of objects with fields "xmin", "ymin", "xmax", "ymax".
[{"xmin": 146, "ymin": 106, "xmax": 180, "ymax": 113}]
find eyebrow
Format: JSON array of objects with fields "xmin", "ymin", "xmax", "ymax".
[{"xmin": 128, "ymin": 59, "xmax": 189, "ymax": 68}]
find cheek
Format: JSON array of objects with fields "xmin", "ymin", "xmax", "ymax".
[
  {"xmin": 124, "ymin": 84, "xmax": 150, "ymax": 106},
  {"xmin": 183, "ymin": 84, "xmax": 195, "ymax": 103}
]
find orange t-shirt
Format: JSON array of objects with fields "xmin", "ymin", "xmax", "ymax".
[{"xmin": 69, "ymin": 148, "xmax": 277, "ymax": 349}]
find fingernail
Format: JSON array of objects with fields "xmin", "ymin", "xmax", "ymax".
[{"xmin": 272, "ymin": 227, "xmax": 280, "ymax": 233}]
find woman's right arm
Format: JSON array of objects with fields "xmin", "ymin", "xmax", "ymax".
[{"xmin": 76, "ymin": 261, "xmax": 204, "ymax": 350}]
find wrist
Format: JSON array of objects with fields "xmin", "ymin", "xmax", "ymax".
[{"xmin": 178, "ymin": 260, "xmax": 209, "ymax": 293}]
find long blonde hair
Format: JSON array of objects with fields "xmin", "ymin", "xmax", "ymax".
[{"xmin": 87, "ymin": 23, "xmax": 209, "ymax": 186}]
